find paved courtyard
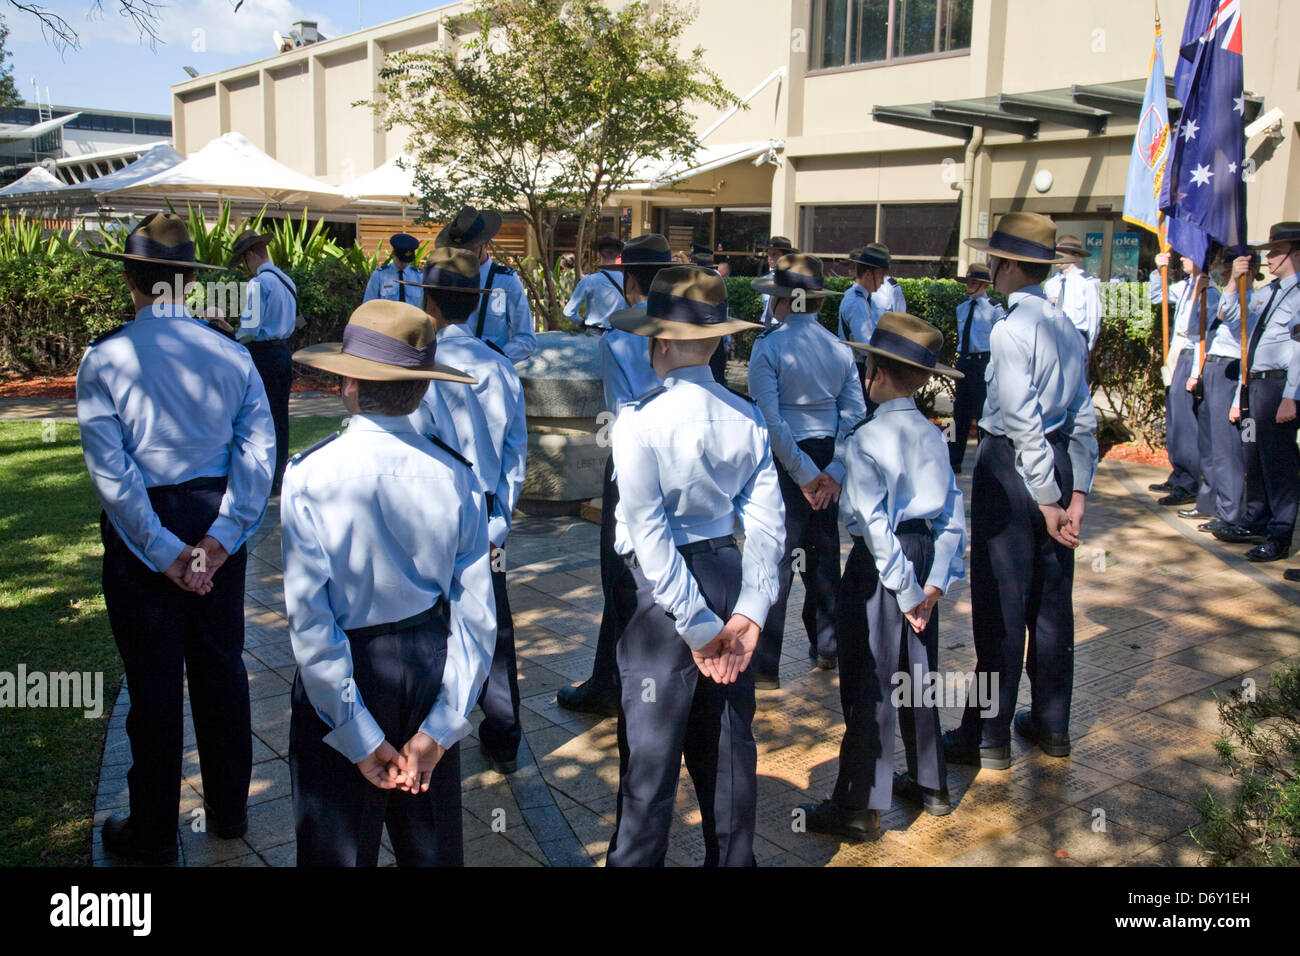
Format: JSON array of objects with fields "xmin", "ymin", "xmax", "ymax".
[{"xmin": 77, "ymin": 395, "xmax": 1300, "ymax": 867}]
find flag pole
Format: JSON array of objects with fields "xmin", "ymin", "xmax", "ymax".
[
  {"xmin": 1159, "ymin": 213, "xmax": 1170, "ymax": 365},
  {"xmin": 1239, "ymin": 264, "xmax": 1250, "ymax": 417}
]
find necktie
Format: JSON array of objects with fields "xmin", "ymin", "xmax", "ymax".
[
  {"xmin": 400, "ymin": 266, "xmax": 409, "ymax": 305},
  {"xmin": 1245, "ymin": 282, "xmax": 1282, "ymax": 373},
  {"xmin": 1057, "ymin": 272, "xmax": 1068, "ymax": 309},
  {"xmin": 959, "ymin": 300, "xmax": 975, "ymax": 355}
]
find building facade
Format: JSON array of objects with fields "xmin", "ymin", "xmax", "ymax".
[{"xmin": 170, "ymin": 0, "xmax": 1299, "ymax": 278}]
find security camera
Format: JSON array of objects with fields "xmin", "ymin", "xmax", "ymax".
[{"xmin": 1245, "ymin": 106, "xmax": 1284, "ymax": 140}]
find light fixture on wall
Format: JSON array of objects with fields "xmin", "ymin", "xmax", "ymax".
[{"xmin": 1033, "ymin": 169, "xmax": 1054, "ymax": 193}]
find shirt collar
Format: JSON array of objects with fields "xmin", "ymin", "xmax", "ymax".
[
  {"xmin": 1009, "ymin": 286, "xmax": 1047, "ymax": 307},
  {"xmin": 1277, "ymin": 273, "xmax": 1299, "ymax": 291},
  {"xmin": 438, "ymin": 323, "xmax": 474, "ymax": 341},
  {"xmin": 664, "ymin": 364, "xmax": 714, "ymax": 387},
  {"xmin": 134, "ymin": 302, "xmax": 192, "ymax": 322},
  {"xmin": 872, "ymin": 396, "xmax": 917, "ymax": 417},
  {"xmin": 347, "ymin": 413, "xmax": 419, "ymax": 436}
]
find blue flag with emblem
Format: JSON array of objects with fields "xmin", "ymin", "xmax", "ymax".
[
  {"xmin": 1121, "ymin": 20, "xmax": 1171, "ymax": 237},
  {"xmin": 1158, "ymin": 0, "xmax": 1247, "ymax": 268}
]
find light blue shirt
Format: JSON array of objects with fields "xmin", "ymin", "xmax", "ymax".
[
  {"xmin": 564, "ymin": 269, "xmax": 625, "ymax": 330},
  {"xmin": 1147, "ymin": 270, "xmax": 1189, "ymax": 308},
  {"xmin": 411, "ymin": 324, "xmax": 528, "ymax": 546},
  {"xmin": 76, "ymin": 303, "xmax": 274, "ymax": 572},
  {"xmin": 954, "ymin": 293, "xmax": 1005, "ymax": 354},
  {"xmin": 838, "ymin": 283, "xmax": 878, "ymax": 355},
  {"xmin": 873, "ymin": 276, "xmax": 908, "ymax": 315},
  {"xmin": 759, "ymin": 271, "xmax": 778, "ymax": 328},
  {"xmin": 612, "ymin": 364, "xmax": 786, "ymax": 649},
  {"xmin": 280, "ymin": 414, "xmax": 496, "ymax": 761},
  {"xmin": 363, "ymin": 260, "xmax": 424, "ymax": 308},
  {"xmin": 1169, "ymin": 280, "xmax": 1221, "ymax": 346},
  {"xmin": 238, "ymin": 262, "xmax": 297, "ymax": 343},
  {"xmin": 979, "ymin": 286, "xmax": 1099, "ymax": 504},
  {"xmin": 475, "ymin": 257, "xmax": 536, "ymax": 363},
  {"xmin": 746, "ymin": 314, "xmax": 866, "ymax": 487},
  {"xmin": 600, "ymin": 303, "xmax": 662, "ymax": 412},
  {"xmin": 1046, "ymin": 268, "xmax": 1102, "ymax": 349},
  {"xmin": 841, "ymin": 397, "xmax": 966, "ymax": 613},
  {"xmin": 1220, "ymin": 273, "xmax": 1300, "ymax": 404}
]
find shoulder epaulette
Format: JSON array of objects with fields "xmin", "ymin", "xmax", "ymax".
[
  {"xmin": 426, "ymin": 434, "xmax": 474, "ymax": 470},
  {"xmin": 849, "ymin": 285, "xmax": 865, "ymax": 297},
  {"xmin": 495, "ymin": 264, "xmax": 516, "ymax": 276},
  {"xmin": 290, "ymin": 431, "xmax": 340, "ymax": 465},
  {"xmin": 846, "ymin": 413, "xmax": 875, "ymax": 436},
  {"xmin": 633, "ymin": 385, "xmax": 667, "ymax": 408},
  {"xmin": 755, "ymin": 326, "xmax": 776, "ymax": 340},
  {"xmin": 887, "ymin": 276, "xmax": 899, "ymax": 286},
  {"xmin": 89, "ymin": 325, "xmax": 127, "ymax": 346},
  {"xmin": 484, "ymin": 338, "xmax": 507, "ymax": 357}
]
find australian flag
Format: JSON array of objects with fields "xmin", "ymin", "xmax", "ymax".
[{"xmin": 1159, "ymin": 0, "xmax": 1248, "ymax": 268}]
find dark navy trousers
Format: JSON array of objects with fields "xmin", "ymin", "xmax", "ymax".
[
  {"xmin": 585, "ymin": 457, "xmax": 634, "ymax": 690},
  {"xmin": 832, "ymin": 531, "xmax": 944, "ymax": 812},
  {"xmin": 607, "ymin": 544, "xmax": 757, "ymax": 867},
  {"xmin": 290, "ymin": 606, "xmax": 462, "ymax": 866},
  {"xmin": 477, "ymin": 565, "xmax": 521, "ymax": 761},
  {"xmin": 960, "ymin": 431, "xmax": 1075, "ymax": 747},
  {"xmin": 246, "ymin": 340, "xmax": 291, "ymax": 492},
  {"xmin": 101, "ymin": 477, "xmax": 251, "ymax": 847},
  {"xmin": 1165, "ymin": 349, "xmax": 1201, "ymax": 496},
  {"xmin": 1241, "ymin": 374, "xmax": 1300, "ymax": 547},
  {"xmin": 754, "ymin": 436, "xmax": 839, "ymax": 680},
  {"xmin": 1196, "ymin": 357, "xmax": 1244, "ymax": 523},
  {"xmin": 949, "ymin": 351, "xmax": 990, "ymax": 471}
]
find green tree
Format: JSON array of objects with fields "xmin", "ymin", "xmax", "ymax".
[
  {"xmin": 0, "ymin": 18, "xmax": 21, "ymax": 110},
  {"xmin": 370, "ymin": 0, "xmax": 740, "ymax": 327}
]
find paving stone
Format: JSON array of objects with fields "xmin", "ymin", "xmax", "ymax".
[
  {"xmin": 244, "ymin": 795, "xmax": 295, "ymax": 853},
  {"xmin": 1015, "ymin": 806, "xmax": 1163, "ymax": 866},
  {"xmin": 1081, "ymin": 781, "xmax": 1203, "ymax": 841}
]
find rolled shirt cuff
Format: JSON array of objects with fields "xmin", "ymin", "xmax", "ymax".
[
  {"xmin": 1031, "ymin": 479, "xmax": 1063, "ymax": 506},
  {"xmin": 731, "ymin": 588, "xmax": 772, "ymax": 632},
  {"xmin": 205, "ymin": 516, "xmax": 243, "ymax": 556},
  {"xmin": 787, "ymin": 455, "xmax": 821, "ymax": 488},
  {"xmin": 893, "ymin": 579, "xmax": 927, "ymax": 615},
  {"xmin": 824, "ymin": 460, "xmax": 846, "ymax": 486},
  {"xmin": 487, "ymin": 513, "xmax": 509, "ymax": 549},
  {"xmin": 322, "ymin": 707, "xmax": 387, "ymax": 765},
  {"xmin": 144, "ymin": 527, "xmax": 190, "ymax": 576},
  {"xmin": 419, "ymin": 701, "xmax": 473, "ymax": 752},
  {"xmin": 681, "ymin": 609, "xmax": 727, "ymax": 651}
]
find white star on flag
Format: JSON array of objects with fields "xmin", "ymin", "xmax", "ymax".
[
  {"xmin": 1233, "ymin": 95, "xmax": 1246, "ymax": 115},
  {"xmin": 1182, "ymin": 118, "xmax": 1199, "ymax": 141},
  {"xmin": 1228, "ymin": 161, "xmax": 1237, "ymax": 173},
  {"xmin": 1190, "ymin": 163, "xmax": 1213, "ymax": 187}
]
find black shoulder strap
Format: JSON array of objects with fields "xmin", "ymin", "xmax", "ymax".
[
  {"xmin": 289, "ymin": 431, "xmax": 340, "ymax": 465},
  {"xmin": 426, "ymin": 433, "xmax": 473, "ymax": 470},
  {"xmin": 633, "ymin": 385, "xmax": 667, "ymax": 407},
  {"xmin": 474, "ymin": 262, "xmax": 504, "ymax": 340},
  {"xmin": 597, "ymin": 269, "xmax": 623, "ymax": 294},
  {"xmin": 483, "ymin": 338, "xmax": 507, "ymax": 357},
  {"xmin": 89, "ymin": 325, "xmax": 127, "ymax": 346}
]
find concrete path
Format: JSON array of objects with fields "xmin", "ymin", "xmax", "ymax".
[{"xmin": 91, "ymin": 452, "xmax": 1300, "ymax": 866}]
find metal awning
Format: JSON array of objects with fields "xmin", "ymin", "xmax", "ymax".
[{"xmin": 872, "ymin": 77, "xmax": 1264, "ymax": 141}]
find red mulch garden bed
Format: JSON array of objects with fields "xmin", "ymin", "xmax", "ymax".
[{"xmin": 1, "ymin": 373, "xmax": 338, "ymax": 399}]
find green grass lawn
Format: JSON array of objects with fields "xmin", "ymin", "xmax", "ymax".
[{"xmin": 0, "ymin": 416, "xmax": 340, "ymax": 866}]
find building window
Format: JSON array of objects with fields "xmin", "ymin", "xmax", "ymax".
[
  {"xmin": 800, "ymin": 201, "xmax": 961, "ymax": 278},
  {"xmin": 655, "ymin": 206, "xmax": 773, "ymax": 258},
  {"xmin": 811, "ymin": 0, "xmax": 972, "ymax": 71}
]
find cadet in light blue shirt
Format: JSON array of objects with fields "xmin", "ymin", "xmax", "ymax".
[
  {"xmin": 282, "ymin": 297, "xmax": 495, "ymax": 866},
  {"xmin": 802, "ymin": 312, "xmax": 966, "ymax": 836},
  {"xmin": 81, "ymin": 212, "xmax": 275, "ymax": 863},
  {"xmin": 605, "ymin": 264, "xmax": 783, "ymax": 867},
  {"xmin": 758, "ymin": 236, "xmax": 795, "ymax": 328},
  {"xmin": 948, "ymin": 261, "xmax": 1006, "ymax": 472},
  {"xmin": 747, "ymin": 253, "xmax": 864, "ymax": 686},
  {"xmin": 403, "ymin": 247, "xmax": 529, "ymax": 774},
  {"xmin": 838, "ymin": 245, "xmax": 892, "ymax": 391},
  {"xmin": 564, "ymin": 234, "xmax": 626, "ymax": 333},
  {"xmin": 1047, "ymin": 237, "xmax": 1102, "ymax": 350},
  {"xmin": 363, "ymin": 233, "xmax": 424, "ymax": 308}
]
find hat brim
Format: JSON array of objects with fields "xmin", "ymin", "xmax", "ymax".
[
  {"xmin": 292, "ymin": 343, "xmax": 477, "ymax": 383},
  {"xmin": 960, "ymin": 274, "xmax": 992, "ymax": 284},
  {"xmin": 1057, "ymin": 247, "xmax": 1093, "ymax": 259},
  {"xmin": 89, "ymin": 249, "xmax": 227, "ymax": 271},
  {"xmin": 1250, "ymin": 236, "xmax": 1300, "ymax": 251},
  {"xmin": 749, "ymin": 276, "xmax": 842, "ymax": 299},
  {"xmin": 396, "ymin": 279, "xmax": 494, "ymax": 294},
  {"xmin": 841, "ymin": 339, "xmax": 963, "ymax": 380},
  {"xmin": 228, "ymin": 234, "xmax": 274, "ymax": 264},
  {"xmin": 609, "ymin": 306, "xmax": 761, "ymax": 339},
  {"xmin": 963, "ymin": 237, "xmax": 1073, "ymax": 264},
  {"xmin": 435, "ymin": 211, "xmax": 503, "ymax": 248},
  {"xmin": 608, "ymin": 259, "xmax": 673, "ymax": 271}
]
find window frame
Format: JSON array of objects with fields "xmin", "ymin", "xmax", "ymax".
[{"xmin": 807, "ymin": 0, "xmax": 972, "ymax": 75}]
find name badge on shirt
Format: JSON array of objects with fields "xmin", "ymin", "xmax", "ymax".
[{"xmin": 381, "ymin": 281, "xmax": 397, "ymax": 297}]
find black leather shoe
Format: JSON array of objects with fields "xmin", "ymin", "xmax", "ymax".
[
  {"xmin": 893, "ymin": 772, "xmax": 951, "ymax": 816},
  {"xmin": 1158, "ymin": 491, "xmax": 1198, "ymax": 507},
  {"xmin": 799, "ymin": 800, "xmax": 879, "ymax": 841},
  {"xmin": 1245, "ymin": 540, "xmax": 1289, "ymax": 563},
  {"xmin": 1178, "ymin": 508, "xmax": 1210, "ymax": 520},
  {"xmin": 941, "ymin": 729, "xmax": 1011, "ymax": 770},
  {"xmin": 211, "ymin": 811, "xmax": 248, "ymax": 840},
  {"xmin": 1149, "ymin": 481, "xmax": 1174, "ymax": 493},
  {"xmin": 753, "ymin": 674, "xmax": 780, "ymax": 691},
  {"xmin": 1284, "ymin": 569, "xmax": 1300, "ymax": 583},
  {"xmin": 102, "ymin": 816, "xmax": 178, "ymax": 865},
  {"xmin": 1197, "ymin": 517, "xmax": 1229, "ymax": 534},
  {"xmin": 1013, "ymin": 711, "xmax": 1071, "ymax": 757},
  {"xmin": 1213, "ymin": 524, "xmax": 1265, "ymax": 544},
  {"xmin": 483, "ymin": 752, "xmax": 518, "ymax": 775},
  {"xmin": 816, "ymin": 655, "xmax": 837, "ymax": 671},
  {"xmin": 556, "ymin": 679, "xmax": 619, "ymax": 717}
]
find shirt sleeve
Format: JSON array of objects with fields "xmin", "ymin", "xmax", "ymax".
[
  {"xmin": 1286, "ymin": 317, "xmax": 1300, "ymax": 401},
  {"xmin": 987, "ymin": 321, "xmax": 1062, "ymax": 505},
  {"xmin": 490, "ymin": 378, "xmax": 529, "ymax": 546},
  {"xmin": 236, "ymin": 276, "xmax": 266, "ymax": 343},
  {"xmin": 825, "ymin": 354, "xmax": 867, "ymax": 486},
  {"xmin": 281, "ymin": 475, "xmax": 387, "ymax": 764},
  {"xmin": 1066, "ymin": 348, "xmax": 1101, "ymax": 496},
  {"xmin": 205, "ymin": 362, "xmax": 275, "ymax": 554},
  {"xmin": 419, "ymin": 477, "xmax": 496, "ymax": 749},
  {"xmin": 731, "ymin": 426, "xmax": 786, "ymax": 629},
  {"xmin": 362, "ymin": 268, "xmax": 382, "ymax": 303},
  {"xmin": 1085, "ymin": 278, "xmax": 1102, "ymax": 348},
  {"xmin": 503, "ymin": 277, "xmax": 536, "ymax": 363},
  {"xmin": 612, "ymin": 412, "xmax": 724, "ymax": 649},
  {"xmin": 746, "ymin": 339, "xmax": 820, "ymax": 486},
  {"xmin": 76, "ymin": 348, "xmax": 188, "ymax": 573},
  {"xmin": 845, "ymin": 443, "xmax": 926, "ymax": 613},
  {"xmin": 562, "ymin": 277, "xmax": 586, "ymax": 320},
  {"xmin": 926, "ymin": 473, "xmax": 967, "ymax": 595}
]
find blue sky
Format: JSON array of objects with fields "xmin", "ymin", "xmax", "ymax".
[{"xmin": 4, "ymin": 1, "xmax": 455, "ymax": 115}]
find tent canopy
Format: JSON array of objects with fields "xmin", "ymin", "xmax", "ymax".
[
  {"xmin": 0, "ymin": 165, "xmax": 66, "ymax": 196},
  {"xmin": 339, "ymin": 153, "xmax": 418, "ymax": 202},
  {"xmin": 72, "ymin": 143, "xmax": 185, "ymax": 196}
]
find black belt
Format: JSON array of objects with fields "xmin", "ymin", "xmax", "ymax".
[
  {"xmin": 850, "ymin": 518, "xmax": 930, "ymax": 549},
  {"xmin": 485, "ymin": 492, "xmax": 496, "ymax": 512},
  {"xmin": 1247, "ymin": 368, "xmax": 1287, "ymax": 381},
  {"xmin": 245, "ymin": 338, "xmax": 290, "ymax": 346},
  {"xmin": 988, "ymin": 429, "xmax": 1070, "ymax": 449},
  {"xmin": 676, "ymin": 535, "xmax": 736, "ymax": 557},
  {"xmin": 961, "ymin": 351, "xmax": 991, "ymax": 361},
  {"xmin": 149, "ymin": 475, "xmax": 227, "ymax": 495},
  {"xmin": 1204, "ymin": 353, "xmax": 1234, "ymax": 364},
  {"xmin": 345, "ymin": 600, "xmax": 450, "ymax": 641}
]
